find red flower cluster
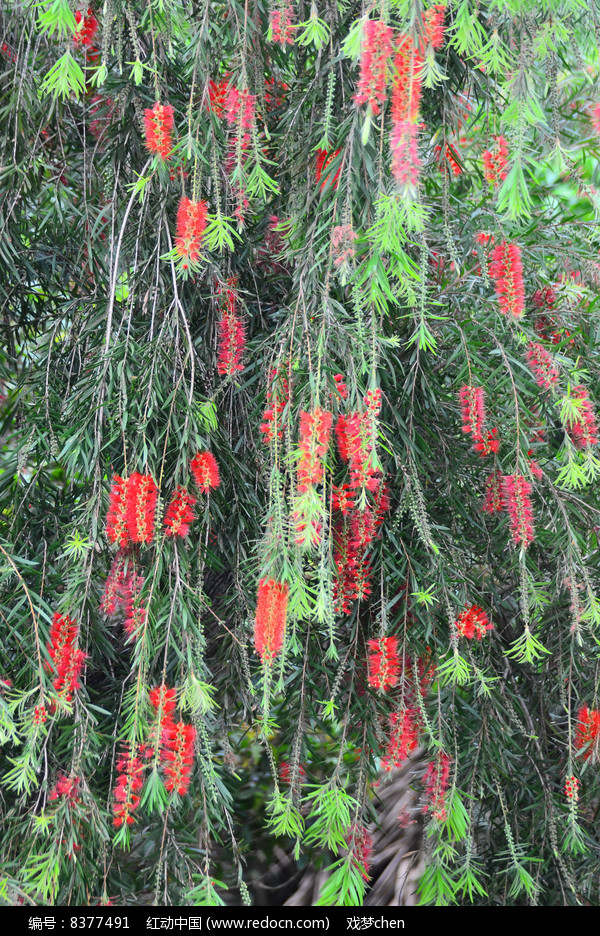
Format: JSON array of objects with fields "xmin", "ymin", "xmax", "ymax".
[
  {"xmin": 381, "ymin": 708, "xmax": 420, "ymax": 772},
  {"xmin": 143, "ymin": 102, "xmax": 174, "ymax": 161},
  {"xmin": 224, "ymin": 86, "xmax": 256, "ymax": 154},
  {"xmin": 164, "ymin": 487, "xmax": 196, "ymax": 538},
  {"xmin": 49, "ymin": 774, "xmax": 80, "ymax": 803},
  {"xmin": 574, "ymin": 705, "xmax": 600, "ymax": 760},
  {"xmin": 354, "ymin": 19, "xmax": 394, "ymax": 114},
  {"xmin": 346, "ymin": 824, "xmax": 374, "ymax": 881},
  {"xmin": 122, "ymin": 572, "xmax": 146, "ymax": 641},
  {"xmin": 106, "ymin": 474, "xmax": 158, "ymax": 546},
  {"xmin": 149, "ymin": 683, "xmax": 177, "ymax": 717},
  {"xmin": 333, "ymin": 483, "xmax": 388, "ymax": 613},
  {"xmin": 566, "ymin": 385, "xmax": 599, "ymax": 449},
  {"xmin": 454, "ymin": 605, "xmax": 493, "ymax": 640},
  {"xmin": 216, "ymin": 279, "xmax": 246, "ymax": 376},
  {"xmin": 482, "ymin": 135, "xmax": 509, "ymax": 185},
  {"xmin": 332, "ymin": 483, "xmax": 354, "ymax": 514},
  {"xmin": 113, "ymin": 746, "xmax": 145, "ymax": 828},
  {"xmin": 34, "ymin": 704, "xmax": 47, "ymax": 725},
  {"xmin": 482, "ymin": 470, "xmax": 505, "ymax": 514},
  {"xmin": 269, "ymin": 1, "xmax": 295, "ymax": 47},
  {"xmin": 435, "ymin": 142, "xmax": 462, "ymax": 176},
  {"xmin": 391, "ymin": 35, "xmax": 422, "ymax": 125},
  {"xmin": 525, "ymin": 342, "xmax": 560, "ymax": 391},
  {"xmin": 423, "ymin": 752, "xmax": 451, "ymax": 821},
  {"xmin": 390, "ymin": 119, "xmax": 422, "ymax": 193},
  {"xmin": 175, "ymin": 197, "xmax": 208, "ymax": 267},
  {"xmin": 208, "ymin": 77, "xmax": 229, "ymax": 118},
  {"xmin": 503, "ymin": 474, "xmax": 535, "ymax": 549},
  {"xmin": 297, "ymin": 408, "xmax": 332, "ymax": 492},
  {"xmin": 73, "ymin": 8, "xmax": 99, "ymax": 46},
  {"xmin": 315, "ymin": 149, "xmax": 342, "ymax": 190},
  {"xmin": 47, "ymin": 612, "xmax": 86, "ymax": 703},
  {"xmin": 260, "ymin": 368, "xmax": 289, "ymax": 443},
  {"xmin": 331, "ymin": 225, "xmax": 357, "ymax": 270},
  {"xmin": 368, "ymin": 636, "xmax": 400, "ymax": 691},
  {"xmin": 161, "ymin": 720, "xmax": 196, "ymax": 795},
  {"xmin": 335, "ymin": 412, "xmax": 379, "ymax": 490},
  {"xmin": 459, "ymin": 386, "xmax": 500, "ymax": 457},
  {"xmin": 100, "ymin": 551, "xmax": 135, "ymax": 615},
  {"xmin": 254, "ymin": 578, "xmax": 289, "ymax": 664},
  {"xmin": 190, "ymin": 452, "xmax": 220, "ymax": 493},
  {"xmin": 564, "ymin": 775, "xmax": 580, "ymax": 801},
  {"xmin": 333, "ymin": 373, "xmax": 348, "ymax": 400},
  {"xmin": 489, "ymin": 241, "xmax": 525, "ymax": 319},
  {"xmin": 421, "ymin": 5, "xmax": 447, "ymax": 51}
]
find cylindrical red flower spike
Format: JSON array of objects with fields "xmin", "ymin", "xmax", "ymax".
[
  {"xmin": 269, "ymin": 1, "xmax": 295, "ymax": 47},
  {"xmin": 190, "ymin": 452, "xmax": 220, "ymax": 493},
  {"xmin": 217, "ymin": 284, "xmax": 246, "ymax": 377},
  {"xmin": 482, "ymin": 471, "xmax": 505, "ymax": 514},
  {"xmin": 423, "ymin": 752, "xmax": 451, "ymax": 821},
  {"xmin": 489, "ymin": 241, "xmax": 525, "ymax": 319},
  {"xmin": 175, "ymin": 197, "xmax": 208, "ymax": 267},
  {"xmin": 297, "ymin": 408, "xmax": 332, "ymax": 492},
  {"xmin": 574, "ymin": 705, "xmax": 600, "ymax": 761},
  {"xmin": 502, "ymin": 474, "xmax": 535, "ymax": 549},
  {"xmin": 368, "ymin": 636, "xmax": 400, "ymax": 691},
  {"xmin": 164, "ymin": 486, "xmax": 196, "ymax": 537},
  {"xmin": 381, "ymin": 708, "xmax": 420, "ymax": 772},
  {"xmin": 482, "ymin": 135, "xmax": 509, "ymax": 186},
  {"xmin": 47, "ymin": 612, "xmax": 87, "ymax": 703},
  {"xmin": 113, "ymin": 746, "xmax": 145, "ymax": 828},
  {"xmin": 254, "ymin": 578, "xmax": 289, "ymax": 663},
  {"xmin": 525, "ymin": 342, "xmax": 560, "ymax": 391},
  {"xmin": 454, "ymin": 605, "xmax": 493, "ymax": 640},
  {"xmin": 106, "ymin": 476, "xmax": 130, "ymax": 547},
  {"xmin": 73, "ymin": 8, "xmax": 99, "ymax": 47},
  {"xmin": 565, "ymin": 385, "xmax": 599, "ymax": 449},
  {"xmin": 354, "ymin": 19, "xmax": 394, "ymax": 115},
  {"xmin": 459, "ymin": 385, "xmax": 486, "ymax": 438},
  {"xmin": 345, "ymin": 823, "xmax": 374, "ymax": 881},
  {"xmin": 143, "ymin": 102, "xmax": 174, "ymax": 161},
  {"xmin": 160, "ymin": 719, "xmax": 196, "ymax": 795},
  {"xmin": 149, "ymin": 684, "xmax": 177, "ymax": 718},
  {"xmin": 125, "ymin": 473, "xmax": 157, "ymax": 544}
]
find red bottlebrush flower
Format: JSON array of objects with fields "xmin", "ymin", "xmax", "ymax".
[
  {"xmin": 368, "ymin": 636, "xmax": 400, "ymax": 691},
  {"xmin": 260, "ymin": 369, "xmax": 289, "ymax": 443},
  {"xmin": 149, "ymin": 684, "xmax": 177, "ymax": 717},
  {"xmin": 164, "ymin": 486, "xmax": 196, "ymax": 537},
  {"xmin": 331, "ymin": 226, "xmax": 357, "ymax": 271},
  {"xmin": 364, "ymin": 387, "xmax": 382, "ymax": 416},
  {"xmin": 269, "ymin": 1, "xmax": 295, "ymax": 47},
  {"xmin": 125, "ymin": 473, "xmax": 157, "ymax": 544},
  {"xmin": 565, "ymin": 385, "xmax": 599, "ymax": 449},
  {"xmin": 459, "ymin": 385, "xmax": 486, "ymax": 438},
  {"xmin": 532, "ymin": 285, "xmax": 557, "ymax": 309},
  {"xmin": 254, "ymin": 578, "xmax": 289, "ymax": 664},
  {"xmin": 332, "ymin": 484, "xmax": 355, "ymax": 514},
  {"xmin": 423, "ymin": 752, "xmax": 451, "ymax": 821},
  {"xmin": 161, "ymin": 720, "xmax": 196, "ymax": 795},
  {"xmin": 315, "ymin": 149, "xmax": 342, "ymax": 191},
  {"xmin": 100, "ymin": 551, "xmax": 132, "ymax": 615},
  {"xmin": 454, "ymin": 605, "xmax": 493, "ymax": 640},
  {"xmin": 525, "ymin": 342, "xmax": 560, "ymax": 391},
  {"xmin": 528, "ymin": 454, "xmax": 543, "ymax": 481},
  {"xmin": 422, "ymin": 5, "xmax": 446, "ymax": 50},
  {"xmin": 482, "ymin": 135, "xmax": 509, "ymax": 186},
  {"xmin": 332, "ymin": 372, "xmax": 348, "ymax": 400},
  {"xmin": 122, "ymin": 572, "xmax": 146, "ymax": 641},
  {"xmin": 435, "ymin": 142, "xmax": 462, "ymax": 176},
  {"xmin": 564, "ymin": 775, "xmax": 580, "ymax": 801},
  {"xmin": 297, "ymin": 408, "xmax": 332, "ymax": 492},
  {"xmin": 224, "ymin": 87, "xmax": 256, "ymax": 132},
  {"xmin": 175, "ymin": 197, "xmax": 208, "ymax": 267},
  {"xmin": 472, "ymin": 427, "xmax": 500, "ymax": 457},
  {"xmin": 34, "ymin": 704, "xmax": 48, "ymax": 724},
  {"xmin": 503, "ymin": 474, "xmax": 535, "ymax": 549},
  {"xmin": 390, "ymin": 120, "xmax": 422, "ymax": 193},
  {"xmin": 49, "ymin": 774, "xmax": 81, "ymax": 803},
  {"xmin": 482, "ymin": 470, "xmax": 505, "ymax": 514},
  {"xmin": 47, "ymin": 612, "xmax": 86, "ymax": 702},
  {"xmin": 143, "ymin": 102, "xmax": 174, "ymax": 161},
  {"xmin": 73, "ymin": 8, "xmax": 99, "ymax": 47},
  {"xmin": 279, "ymin": 761, "xmax": 306, "ymax": 784},
  {"xmin": 106, "ymin": 475, "xmax": 129, "ymax": 547},
  {"xmin": 190, "ymin": 451, "xmax": 220, "ymax": 493},
  {"xmin": 575, "ymin": 705, "xmax": 600, "ymax": 761},
  {"xmin": 113, "ymin": 746, "xmax": 145, "ymax": 828},
  {"xmin": 336, "ymin": 411, "xmax": 378, "ymax": 491},
  {"xmin": 390, "ymin": 35, "xmax": 422, "ymax": 125},
  {"xmin": 354, "ymin": 19, "xmax": 394, "ymax": 115},
  {"xmin": 489, "ymin": 241, "xmax": 525, "ymax": 319},
  {"xmin": 345, "ymin": 824, "xmax": 373, "ymax": 881},
  {"xmin": 208, "ymin": 77, "xmax": 230, "ymax": 118},
  {"xmin": 381, "ymin": 708, "xmax": 420, "ymax": 772},
  {"xmin": 217, "ymin": 304, "xmax": 246, "ymax": 376}
]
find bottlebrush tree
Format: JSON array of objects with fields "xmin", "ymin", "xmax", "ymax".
[{"xmin": 2, "ymin": 0, "xmax": 600, "ymax": 909}]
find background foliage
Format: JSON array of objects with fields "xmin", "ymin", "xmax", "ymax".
[{"xmin": 2, "ymin": 0, "xmax": 600, "ymax": 908}]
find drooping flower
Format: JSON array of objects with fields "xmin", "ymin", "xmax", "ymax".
[
  {"xmin": 331, "ymin": 225, "xmax": 357, "ymax": 274},
  {"xmin": 454, "ymin": 605, "xmax": 493, "ymax": 640},
  {"xmin": 73, "ymin": 7, "xmax": 99, "ymax": 47},
  {"xmin": 164, "ymin": 486, "xmax": 196, "ymax": 537},
  {"xmin": 525, "ymin": 342, "xmax": 560, "ymax": 391},
  {"xmin": 175, "ymin": 197, "xmax": 208, "ymax": 267},
  {"xmin": 106, "ymin": 476, "xmax": 130, "ymax": 547},
  {"xmin": 143, "ymin": 102, "xmax": 174, "ymax": 161},
  {"xmin": 574, "ymin": 705, "xmax": 600, "ymax": 761},
  {"xmin": 113, "ymin": 746, "xmax": 145, "ymax": 828},
  {"xmin": 125, "ymin": 473, "xmax": 158, "ymax": 545},
  {"xmin": 354, "ymin": 19, "xmax": 394, "ymax": 115},
  {"xmin": 332, "ymin": 372, "xmax": 348, "ymax": 400},
  {"xmin": 421, "ymin": 4, "xmax": 446, "ymax": 50},
  {"xmin": 390, "ymin": 120, "xmax": 422, "ymax": 193},
  {"xmin": 502, "ymin": 474, "xmax": 535, "ymax": 549},
  {"xmin": 190, "ymin": 452, "xmax": 220, "ymax": 493},
  {"xmin": 260, "ymin": 368, "xmax": 289, "ymax": 443},
  {"xmin": 122, "ymin": 573, "xmax": 146, "ymax": 640},
  {"xmin": 47, "ymin": 612, "xmax": 87, "ymax": 703},
  {"xmin": 565, "ymin": 385, "xmax": 599, "ymax": 449},
  {"xmin": 482, "ymin": 135, "xmax": 509, "ymax": 186},
  {"xmin": 489, "ymin": 241, "xmax": 525, "ymax": 319},
  {"xmin": 315, "ymin": 149, "xmax": 342, "ymax": 191},
  {"xmin": 423, "ymin": 752, "xmax": 451, "ymax": 821},
  {"xmin": 472, "ymin": 427, "xmax": 501, "ymax": 457},
  {"xmin": 368, "ymin": 636, "xmax": 400, "ymax": 691},
  {"xmin": 390, "ymin": 35, "xmax": 422, "ymax": 125},
  {"xmin": 482, "ymin": 470, "xmax": 505, "ymax": 514},
  {"xmin": 160, "ymin": 719, "xmax": 196, "ymax": 795},
  {"xmin": 254, "ymin": 578, "xmax": 289, "ymax": 663},
  {"xmin": 49, "ymin": 774, "xmax": 81, "ymax": 803},
  {"xmin": 564, "ymin": 775, "xmax": 580, "ymax": 801},
  {"xmin": 216, "ymin": 279, "xmax": 246, "ymax": 377},
  {"xmin": 345, "ymin": 824, "xmax": 374, "ymax": 881},
  {"xmin": 297, "ymin": 408, "xmax": 332, "ymax": 492},
  {"xmin": 269, "ymin": 1, "xmax": 295, "ymax": 47},
  {"xmin": 459, "ymin": 385, "xmax": 486, "ymax": 438},
  {"xmin": 149, "ymin": 684, "xmax": 177, "ymax": 718},
  {"xmin": 381, "ymin": 708, "xmax": 420, "ymax": 772}
]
